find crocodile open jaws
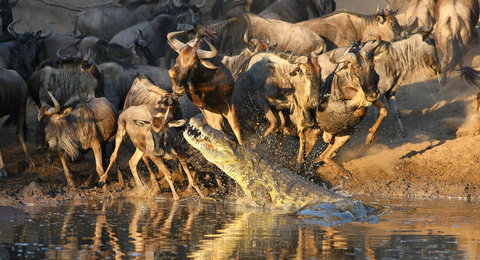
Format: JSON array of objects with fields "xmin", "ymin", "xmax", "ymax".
[{"xmin": 184, "ymin": 118, "xmax": 374, "ymax": 218}]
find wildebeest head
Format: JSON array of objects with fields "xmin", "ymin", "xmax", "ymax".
[
  {"xmin": 6, "ymin": 18, "xmax": 52, "ymax": 78},
  {"xmin": 167, "ymin": 30, "xmax": 218, "ymax": 95},
  {"xmin": 171, "ymin": 0, "xmax": 205, "ymax": 30},
  {"xmin": 133, "ymin": 97, "xmax": 186, "ymax": 157},
  {"xmin": 373, "ymin": 4, "xmax": 401, "ymax": 41},
  {"xmin": 38, "ymin": 91, "xmax": 79, "ymax": 160},
  {"xmin": 331, "ymin": 36, "xmax": 382, "ymax": 104},
  {"xmin": 80, "ymin": 49, "xmax": 98, "ymax": 73},
  {"xmin": 287, "ymin": 53, "xmax": 323, "ymax": 126}
]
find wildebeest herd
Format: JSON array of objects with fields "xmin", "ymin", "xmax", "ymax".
[{"xmin": 1, "ymin": 0, "xmax": 479, "ymax": 199}]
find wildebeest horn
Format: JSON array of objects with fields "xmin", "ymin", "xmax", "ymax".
[
  {"xmin": 7, "ymin": 18, "xmax": 21, "ymax": 38},
  {"xmin": 196, "ymin": 39, "xmax": 217, "ymax": 59},
  {"xmin": 167, "ymin": 31, "xmax": 187, "ymax": 53},
  {"xmin": 47, "ymin": 91, "xmax": 60, "ymax": 114},
  {"xmin": 135, "ymin": 30, "xmax": 149, "ymax": 48},
  {"xmin": 9, "ymin": 0, "xmax": 19, "ymax": 7},
  {"xmin": 330, "ymin": 48, "xmax": 358, "ymax": 65},
  {"xmin": 243, "ymin": 29, "xmax": 249, "ymax": 44},
  {"xmin": 361, "ymin": 34, "xmax": 382, "ymax": 57},
  {"xmin": 195, "ymin": 0, "xmax": 206, "ymax": 8},
  {"xmin": 164, "ymin": 106, "xmax": 171, "ymax": 120},
  {"xmin": 385, "ymin": 0, "xmax": 392, "ymax": 12},
  {"xmin": 172, "ymin": 0, "xmax": 182, "ymax": 7},
  {"xmin": 56, "ymin": 45, "xmax": 81, "ymax": 61},
  {"xmin": 37, "ymin": 22, "xmax": 52, "ymax": 39},
  {"xmin": 84, "ymin": 48, "xmax": 92, "ymax": 61}
]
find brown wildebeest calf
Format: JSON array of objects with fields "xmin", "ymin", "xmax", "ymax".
[
  {"xmin": 167, "ymin": 31, "xmax": 244, "ymax": 146},
  {"xmin": 101, "ymin": 100, "xmax": 204, "ymax": 200}
]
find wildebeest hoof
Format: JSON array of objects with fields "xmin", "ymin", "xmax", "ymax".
[
  {"xmin": 365, "ymin": 132, "xmax": 377, "ymax": 144},
  {"xmin": 0, "ymin": 168, "xmax": 8, "ymax": 178}
]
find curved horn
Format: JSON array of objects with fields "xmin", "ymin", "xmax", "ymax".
[
  {"xmin": 84, "ymin": 48, "xmax": 92, "ymax": 61},
  {"xmin": 56, "ymin": 46, "xmax": 68, "ymax": 61},
  {"xmin": 9, "ymin": 0, "xmax": 19, "ymax": 7},
  {"xmin": 47, "ymin": 91, "xmax": 60, "ymax": 114},
  {"xmin": 195, "ymin": 0, "xmax": 206, "ymax": 8},
  {"xmin": 135, "ymin": 30, "xmax": 149, "ymax": 48},
  {"xmin": 330, "ymin": 48, "xmax": 358, "ymax": 65},
  {"xmin": 196, "ymin": 39, "xmax": 217, "ymax": 59},
  {"xmin": 7, "ymin": 18, "xmax": 21, "ymax": 38},
  {"xmin": 163, "ymin": 106, "xmax": 171, "ymax": 120},
  {"xmin": 38, "ymin": 22, "xmax": 52, "ymax": 39},
  {"xmin": 385, "ymin": 0, "xmax": 392, "ymax": 11},
  {"xmin": 167, "ymin": 31, "xmax": 187, "ymax": 53},
  {"xmin": 243, "ymin": 29, "xmax": 249, "ymax": 44},
  {"xmin": 361, "ymin": 34, "xmax": 382, "ymax": 57},
  {"xmin": 172, "ymin": 0, "xmax": 182, "ymax": 7}
]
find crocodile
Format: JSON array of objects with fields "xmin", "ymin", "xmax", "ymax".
[{"xmin": 183, "ymin": 117, "xmax": 374, "ymax": 217}]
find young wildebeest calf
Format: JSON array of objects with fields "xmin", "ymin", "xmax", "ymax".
[
  {"xmin": 101, "ymin": 101, "xmax": 205, "ymax": 200},
  {"xmin": 38, "ymin": 94, "xmax": 116, "ymax": 187}
]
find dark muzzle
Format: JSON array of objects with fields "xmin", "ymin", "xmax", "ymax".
[{"xmin": 151, "ymin": 130, "xmax": 166, "ymax": 157}]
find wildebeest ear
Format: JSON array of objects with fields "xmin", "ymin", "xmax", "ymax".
[
  {"xmin": 134, "ymin": 120, "xmax": 151, "ymax": 127},
  {"xmin": 168, "ymin": 119, "xmax": 187, "ymax": 128},
  {"xmin": 376, "ymin": 15, "xmax": 385, "ymax": 24},
  {"xmin": 200, "ymin": 60, "xmax": 218, "ymax": 69},
  {"xmin": 58, "ymin": 107, "xmax": 73, "ymax": 119},
  {"xmin": 293, "ymin": 56, "xmax": 309, "ymax": 64}
]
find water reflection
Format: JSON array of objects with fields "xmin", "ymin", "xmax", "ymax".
[{"xmin": 0, "ymin": 198, "xmax": 479, "ymax": 259}]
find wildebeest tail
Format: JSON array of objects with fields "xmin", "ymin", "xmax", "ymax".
[{"xmin": 459, "ymin": 66, "xmax": 480, "ymax": 87}]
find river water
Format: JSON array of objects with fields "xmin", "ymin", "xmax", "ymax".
[{"xmin": 0, "ymin": 197, "xmax": 479, "ymax": 259}]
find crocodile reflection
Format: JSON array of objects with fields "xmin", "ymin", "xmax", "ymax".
[{"xmin": 0, "ymin": 199, "xmax": 478, "ymax": 259}]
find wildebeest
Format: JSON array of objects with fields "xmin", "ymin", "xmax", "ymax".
[
  {"xmin": 370, "ymin": 32, "xmax": 440, "ymax": 135},
  {"xmin": 73, "ymin": 0, "xmax": 205, "ymax": 39},
  {"xmin": 167, "ymin": 31, "xmax": 244, "ymax": 145},
  {"xmin": 0, "ymin": 67, "xmax": 35, "ymax": 177},
  {"xmin": 208, "ymin": 13, "xmax": 326, "ymax": 55},
  {"xmin": 101, "ymin": 100, "xmax": 205, "ymax": 199},
  {"xmin": 109, "ymin": 14, "xmax": 177, "ymax": 67},
  {"xmin": 38, "ymin": 94, "xmax": 116, "ymax": 188},
  {"xmin": 308, "ymin": 40, "xmax": 386, "ymax": 175},
  {"xmin": 258, "ymin": 0, "xmax": 336, "ymax": 23},
  {"xmin": 234, "ymin": 51, "xmax": 322, "ymax": 162},
  {"xmin": 29, "ymin": 50, "xmax": 104, "ymax": 108},
  {"xmin": 400, "ymin": 0, "xmax": 437, "ymax": 32},
  {"xmin": 220, "ymin": 30, "xmax": 269, "ymax": 78},
  {"xmin": 0, "ymin": 19, "xmax": 52, "ymax": 79},
  {"xmin": 296, "ymin": 6, "xmax": 401, "ymax": 50},
  {"xmin": 44, "ymin": 32, "xmax": 157, "ymax": 66},
  {"xmin": 434, "ymin": 0, "xmax": 479, "ymax": 73}
]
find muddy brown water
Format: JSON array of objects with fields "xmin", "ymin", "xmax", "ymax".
[{"xmin": 0, "ymin": 197, "xmax": 479, "ymax": 259}]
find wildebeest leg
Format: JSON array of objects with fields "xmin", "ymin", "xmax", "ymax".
[
  {"xmin": 386, "ymin": 95, "xmax": 406, "ymax": 136},
  {"xmin": 314, "ymin": 135, "xmax": 352, "ymax": 177},
  {"xmin": 59, "ymin": 152, "xmax": 76, "ymax": 188},
  {"xmin": 92, "ymin": 140, "xmax": 105, "ymax": 179},
  {"xmin": 0, "ymin": 151, "xmax": 7, "ymax": 177},
  {"xmin": 142, "ymin": 156, "xmax": 161, "ymax": 192},
  {"xmin": 17, "ymin": 108, "xmax": 35, "ymax": 168},
  {"xmin": 179, "ymin": 158, "xmax": 205, "ymax": 198},
  {"xmin": 100, "ymin": 124, "xmax": 126, "ymax": 184},
  {"xmin": 129, "ymin": 149, "xmax": 146, "ymax": 189},
  {"xmin": 366, "ymin": 101, "xmax": 388, "ymax": 144},
  {"xmin": 296, "ymin": 129, "xmax": 306, "ymax": 163},
  {"xmin": 201, "ymin": 109, "xmax": 223, "ymax": 131},
  {"xmin": 474, "ymin": 90, "xmax": 480, "ymax": 115},
  {"xmin": 252, "ymin": 94, "xmax": 278, "ymax": 137},
  {"xmin": 150, "ymin": 156, "xmax": 180, "ymax": 200},
  {"xmin": 224, "ymin": 104, "xmax": 244, "ymax": 146},
  {"xmin": 305, "ymin": 128, "xmax": 321, "ymax": 156}
]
